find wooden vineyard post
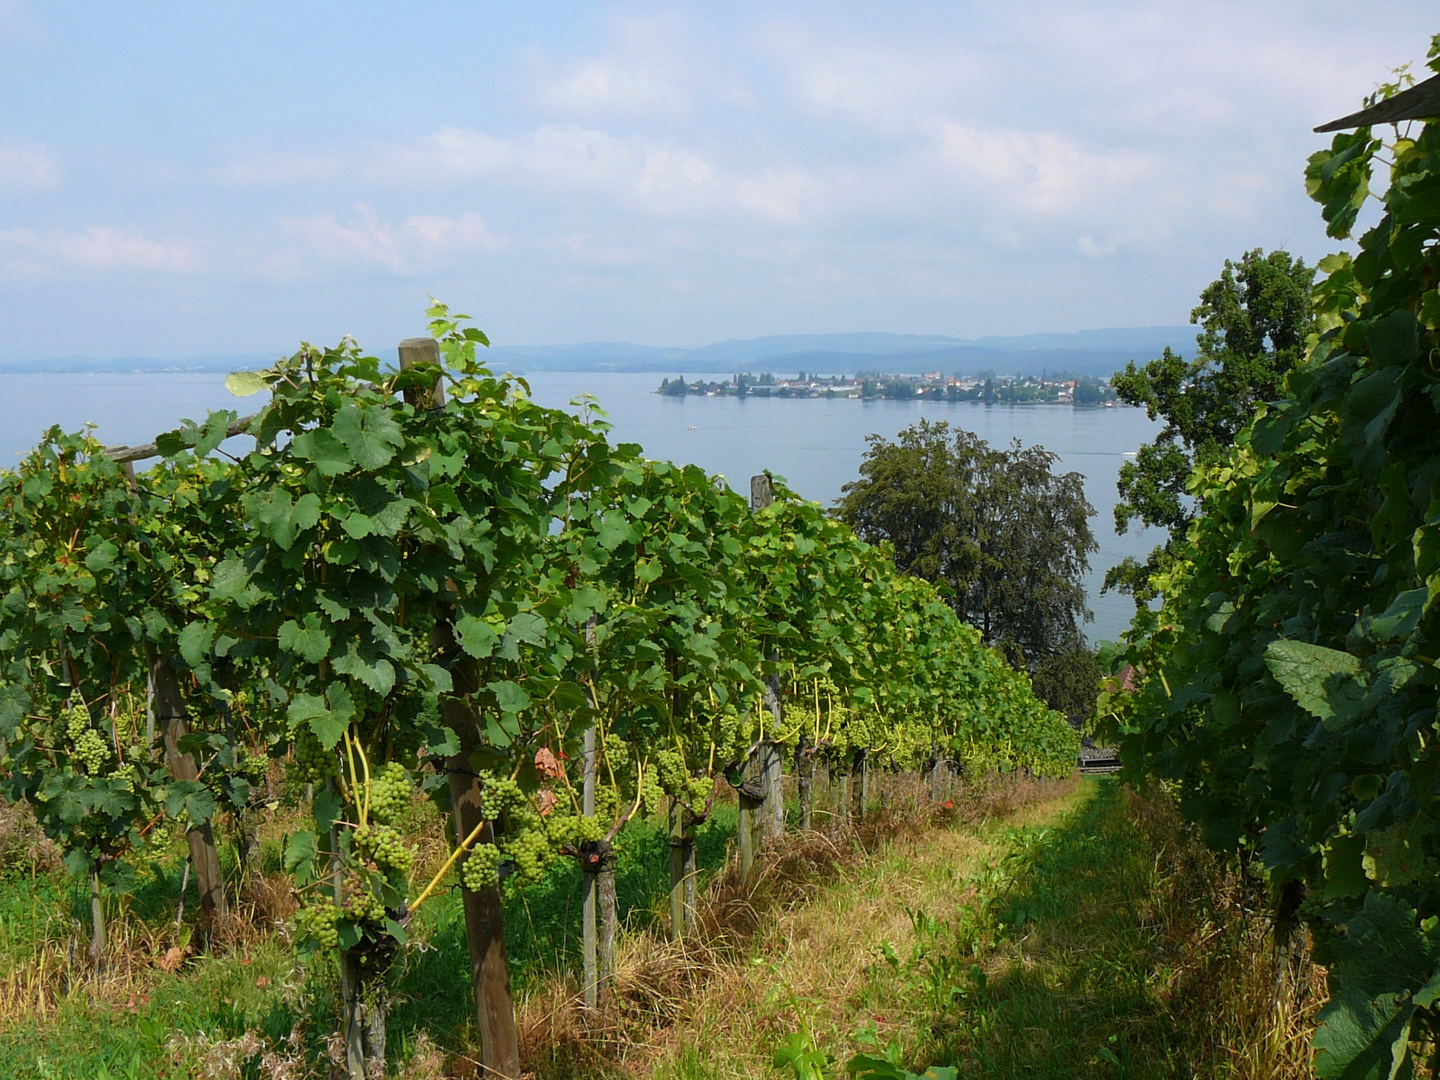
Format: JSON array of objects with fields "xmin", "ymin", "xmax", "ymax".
[
  {"xmin": 750, "ymin": 473, "xmax": 786, "ymax": 844},
  {"xmin": 89, "ymin": 870, "xmax": 105, "ymax": 962},
  {"xmin": 580, "ymin": 616, "xmax": 615, "ymax": 1005},
  {"xmin": 759, "ymin": 739, "xmax": 784, "ymax": 840},
  {"xmin": 397, "ymin": 337, "xmax": 446, "ymax": 408},
  {"xmin": 668, "ymin": 798, "xmax": 697, "ymax": 939},
  {"xmin": 738, "ymin": 751, "xmax": 760, "ymax": 877},
  {"xmin": 796, "ymin": 733, "xmax": 813, "ymax": 831},
  {"xmin": 406, "ymin": 337, "xmax": 519, "ymax": 1076},
  {"xmin": 443, "ymin": 661, "xmax": 519, "ymax": 1076},
  {"xmin": 853, "ymin": 748, "xmax": 870, "ymax": 824},
  {"xmin": 598, "ymin": 845, "xmax": 616, "ymax": 997},
  {"xmin": 148, "ymin": 654, "xmax": 228, "ymax": 925},
  {"xmin": 838, "ymin": 768, "xmax": 852, "ymax": 832},
  {"xmin": 582, "ymin": 721, "xmax": 599, "ymax": 1007}
]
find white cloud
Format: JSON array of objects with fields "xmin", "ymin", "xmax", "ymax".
[
  {"xmin": 0, "ymin": 225, "xmax": 197, "ymax": 277},
  {"xmin": 538, "ymin": 57, "xmax": 686, "ymax": 118},
  {"xmin": 372, "ymin": 125, "xmax": 819, "ymax": 224},
  {"xmin": 279, "ymin": 205, "xmax": 505, "ymax": 274},
  {"xmin": 525, "ymin": 12, "xmax": 717, "ymax": 119},
  {"xmin": 0, "ymin": 140, "xmax": 58, "ymax": 187},
  {"xmin": 926, "ymin": 122, "xmax": 1165, "ymax": 217},
  {"xmin": 765, "ymin": 27, "xmax": 996, "ymax": 133}
]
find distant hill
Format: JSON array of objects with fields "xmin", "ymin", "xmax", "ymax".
[
  {"xmin": 0, "ymin": 326, "xmax": 1195, "ymax": 379},
  {"xmin": 0, "ymin": 354, "xmax": 274, "ymax": 374},
  {"xmin": 488, "ymin": 327, "xmax": 1194, "ymax": 377}
]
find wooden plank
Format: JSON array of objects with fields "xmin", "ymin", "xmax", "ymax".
[
  {"xmin": 398, "ymin": 337, "xmax": 446, "ymax": 409},
  {"xmin": 1316, "ymin": 73, "xmax": 1440, "ymax": 132},
  {"xmin": 104, "ymin": 413, "xmax": 257, "ymax": 464}
]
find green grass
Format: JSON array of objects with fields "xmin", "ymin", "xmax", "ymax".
[{"xmin": 0, "ymin": 805, "xmax": 740, "ymax": 1078}]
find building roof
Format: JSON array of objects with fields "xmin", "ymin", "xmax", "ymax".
[{"xmin": 1316, "ymin": 73, "xmax": 1440, "ymax": 132}]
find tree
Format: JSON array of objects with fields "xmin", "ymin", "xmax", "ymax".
[
  {"xmin": 1105, "ymin": 248, "xmax": 1315, "ymax": 602},
  {"xmin": 836, "ymin": 419, "xmax": 1096, "ymax": 680},
  {"xmin": 1029, "ymin": 638, "xmax": 1102, "ymax": 720}
]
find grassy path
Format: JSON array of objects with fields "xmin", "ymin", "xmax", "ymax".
[{"xmin": 638, "ymin": 778, "xmax": 1313, "ymax": 1080}]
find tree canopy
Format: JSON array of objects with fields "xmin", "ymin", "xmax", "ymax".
[
  {"xmin": 835, "ymin": 419, "xmax": 1096, "ymax": 681},
  {"xmin": 1105, "ymin": 248, "xmax": 1315, "ymax": 602}
]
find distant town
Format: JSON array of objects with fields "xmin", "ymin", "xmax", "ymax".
[{"xmin": 655, "ymin": 371, "xmax": 1121, "ymax": 405}]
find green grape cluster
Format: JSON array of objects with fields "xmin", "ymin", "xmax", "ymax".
[
  {"xmin": 239, "ymin": 750, "xmax": 268, "ymax": 785},
  {"xmin": 504, "ymin": 826, "xmax": 551, "ymax": 884},
  {"xmin": 341, "ymin": 874, "xmax": 385, "ymax": 924},
  {"xmin": 655, "ymin": 749, "xmax": 687, "ymax": 796},
  {"xmin": 294, "ymin": 900, "xmax": 341, "ymax": 949},
  {"xmin": 639, "ymin": 766, "xmax": 664, "ymax": 816},
  {"xmin": 63, "ymin": 704, "xmax": 90, "ymax": 743},
  {"xmin": 293, "ymin": 727, "xmax": 338, "ymax": 781},
  {"xmin": 461, "ymin": 842, "xmax": 503, "ymax": 891},
  {"xmin": 480, "ymin": 773, "xmax": 524, "ymax": 821},
  {"xmin": 594, "ymin": 783, "xmax": 619, "ymax": 820},
  {"xmin": 73, "ymin": 729, "xmax": 111, "ymax": 774},
  {"xmin": 408, "ymin": 606, "xmax": 437, "ymax": 658},
  {"xmin": 352, "ymin": 822, "xmax": 415, "ymax": 879},
  {"xmin": 684, "ymin": 775, "xmax": 714, "ymax": 808},
  {"xmin": 602, "ymin": 733, "xmax": 629, "ymax": 766},
  {"xmin": 544, "ymin": 810, "xmax": 605, "ymax": 848},
  {"xmin": 349, "ymin": 681, "xmax": 376, "ymax": 720},
  {"xmin": 146, "ymin": 816, "xmax": 175, "ymax": 849},
  {"xmin": 367, "ymin": 762, "xmax": 410, "ymax": 825},
  {"xmin": 716, "ymin": 707, "xmax": 747, "ymax": 762},
  {"xmin": 112, "ymin": 763, "xmax": 137, "ymax": 793}
]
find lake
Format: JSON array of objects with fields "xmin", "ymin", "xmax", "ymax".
[{"xmin": 0, "ymin": 369, "xmax": 1163, "ymax": 644}]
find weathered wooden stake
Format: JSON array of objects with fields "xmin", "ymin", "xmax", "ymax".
[
  {"xmin": 668, "ymin": 798, "xmax": 697, "ymax": 939},
  {"xmin": 445, "ymin": 658, "xmax": 520, "ymax": 1076},
  {"xmin": 149, "ymin": 654, "xmax": 227, "ymax": 924},
  {"xmin": 598, "ymin": 845, "xmax": 617, "ymax": 994},
  {"xmin": 796, "ymin": 733, "xmax": 813, "ymax": 831},
  {"xmin": 738, "ymin": 750, "xmax": 759, "ymax": 877},
  {"xmin": 853, "ymin": 749, "xmax": 870, "ymax": 824},
  {"xmin": 582, "ymin": 722, "xmax": 599, "ymax": 1008},
  {"xmin": 89, "ymin": 870, "xmax": 105, "ymax": 962},
  {"xmin": 759, "ymin": 739, "xmax": 784, "ymax": 841}
]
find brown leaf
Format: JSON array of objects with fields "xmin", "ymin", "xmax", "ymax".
[
  {"xmin": 536, "ymin": 788, "xmax": 558, "ymax": 816},
  {"xmin": 159, "ymin": 945, "xmax": 186, "ymax": 973},
  {"xmin": 534, "ymin": 746, "xmax": 564, "ymax": 779}
]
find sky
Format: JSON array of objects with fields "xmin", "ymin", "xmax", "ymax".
[{"xmin": 0, "ymin": 1, "xmax": 1433, "ymax": 360}]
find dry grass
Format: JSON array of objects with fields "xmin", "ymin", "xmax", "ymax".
[
  {"xmin": 513, "ymin": 771, "xmax": 1075, "ymax": 1078},
  {"xmin": 512, "ymin": 776, "xmax": 1325, "ymax": 1080},
  {"xmin": 1120, "ymin": 785, "xmax": 1324, "ymax": 1078}
]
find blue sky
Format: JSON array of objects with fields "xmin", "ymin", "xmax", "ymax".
[{"xmin": 0, "ymin": 2, "xmax": 1432, "ymax": 360}]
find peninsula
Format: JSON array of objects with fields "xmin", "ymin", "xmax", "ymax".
[{"xmin": 655, "ymin": 371, "xmax": 1120, "ymax": 405}]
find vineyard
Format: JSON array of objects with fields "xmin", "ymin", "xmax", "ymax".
[
  {"xmin": 1095, "ymin": 39, "xmax": 1440, "ymax": 1080},
  {"xmin": 0, "ymin": 308, "xmax": 1078, "ymax": 1078}
]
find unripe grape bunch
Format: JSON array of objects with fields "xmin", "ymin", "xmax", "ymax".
[
  {"xmin": 340, "ymin": 874, "xmax": 386, "ymax": 924},
  {"xmin": 367, "ymin": 762, "xmax": 410, "ymax": 825},
  {"xmin": 352, "ymin": 822, "xmax": 415, "ymax": 879},
  {"xmin": 461, "ymin": 842, "xmax": 503, "ymax": 891},
  {"xmin": 293, "ymin": 727, "xmax": 338, "ymax": 781},
  {"xmin": 294, "ymin": 900, "xmax": 341, "ymax": 949},
  {"xmin": 479, "ymin": 773, "xmax": 524, "ymax": 821},
  {"xmin": 73, "ymin": 729, "xmax": 111, "ymax": 774},
  {"xmin": 63, "ymin": 704, "xmax": 90, "ymax": 744}
]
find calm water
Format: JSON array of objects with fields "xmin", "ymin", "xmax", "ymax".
[{"xmin": 0, "ymin": 370, "xmax": 1163, "ymax": 643}]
